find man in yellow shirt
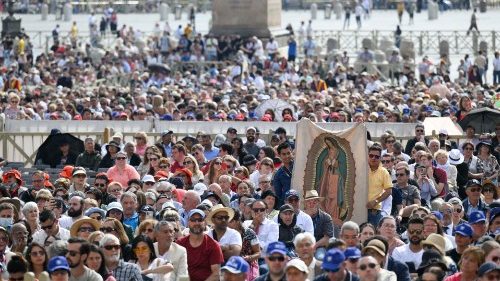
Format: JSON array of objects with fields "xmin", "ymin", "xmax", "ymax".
[
  {"xmin": 367, "ymin": 145, "xmax": 393, "ymax": 226},
  {"xmin": 70, "ymin": 21, "xmax": 78, "ymax": 48}
]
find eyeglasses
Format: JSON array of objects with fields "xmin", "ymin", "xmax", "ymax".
[
  {"xmin": 103, "ymin": 245, "xmax": 121, "ymax": 251},
  {"xmin": 183, "ymin": 161, "xmax": 193, "ymax": 165},
  {"xmin": 396, "ymin": 173, "xmax": 406, "ymax": 177},
  {"xmin": 100, "ymin": 227, "xmax": 116, "ymax": 233},
  {"xmin": 358, "ymin": 263, "xmax": 377, "ymax": 271},
  {"xmin": 189, "ymin": 217, "xmax": 204, "ymax": 222},
  {"xmin": 116, "ymin": 157, "xmax": 126, "ymax": 160},
  {"xmin": 78, "ymin": 227, "xmax": 95, "ymax": 233},
  {"xmin": 369, "ymin": 154, "xmax": 381, "ymax": 160},
  {"xmin": 31, "ymin": 251, "xmax": 45, "ymax": 257},
  {"xmin": 134, "ymin": 245, "xmax": 149, "ymax": 253},
  {"xmin": 268, "ymin": 256, "xmax": 285, "ymax": 262},
  {"xmin": 41, "ymin": 221, "xmax": 55, "ymax": 230},
  {"xmin": 94, "ymin": 183, "xmax": 106, "ymax": 188},
  {"xmin": 214, "ymin": 216, "xmax": 230, "ymax": 221},
  {"xmin": 252, "ymin": 208, "xmax": 266, "ymax": 213},
  {"xmin": 67, "ymin": 250, "xmax": 80, "ymax": 257}
]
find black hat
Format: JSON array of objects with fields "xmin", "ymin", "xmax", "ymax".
[
  {"xmin": 279, "ymin": 204, "xmax": 294, "ymax": 213},
  {"xmin": 168, "ymin": 177, "xmax": 184, "ymax": 189},
  {"xmin": 417, "ymin": 249, "xmax": 447, "ymax": 275},
  {"xmin": 466, "ymin": 179, "xmax": 481, "ymax": 188},
  {"xmin": 106, "ymin": 141, "xmax": 120, "ymax": 151},
  {"xmin": 242, "ymin": 155, "xmax": 258, "ymax": 166}
]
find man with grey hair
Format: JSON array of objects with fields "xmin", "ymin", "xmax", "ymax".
[
  {"xmin": 180, "ymin": 190, "xmax": 201, "ymax": 227},
  {"xmin": 156, "ymin": 181, "xmax": 182, "ymax": 210},
  {"xmin": 47, "ymin": 240, "xmax": 68, "ymax": 258},
  {"xmin": 154, "ymin": 221, "xmax": 188, "ymax": 281},
  {"xmin": 340, "ymin": 221, "xmax": 360, "ymax": 248},
  {"xmin": 100, "ymin": 234, "xmax": 142, "ymax": 281},
  {"xmin": 404, "ymin": 124, "xmax": 429, "ymax": 155},
  {"xmin": 294, "ymin": 232, "xmax": 322, "ymax": 280},
  {"xmin": 75, "ymin": 137, "xmax": 102, "ymax": 171},
  {"xmin": 121, "ymin": 192, "xmax": 139, "ymax": 232}
]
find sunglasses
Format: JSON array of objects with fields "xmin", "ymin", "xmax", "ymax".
[
  {"xmin": 103, "ymin": 245, "xmax": 121, "ymax": 251},
  {"xmin": 134, "ymin": 246, "xmax": 149, "ymax": 253},
  {"xmin": 183, "ymin": 161, "xmax": 193, "ymax": 165},
  {"xmin": 189, "ymin": 217, "xmax": 204, "ymax": 222},
  {"xmin": 30, "ymin": 251, "xmax": 45, "ymax": 257},
  {"xmin": 416, "ymin": 129, "xmax": 424, "ymax": 132},
  {"xmin": 41, "ymin": 222, "xmax": 54, "ymax": 230},
  {"xmin": 268, "ymin": 256, "xmax": 285, "ymax": 262},
  {"xmin": 358, "ymin": 263, "xmax": 377, "ymax": 271},
  {"xmin": 159, "ymin": 165, "xmax": 169, "ymax": 169},
  {"xmin": 67, "ymin": 250, "xmax": 80, "ymax": 257},
  {"xmin": 94, "ymin": 183, "xmax": 106, "ymax": 188},
  {"xmin": 369, "ymin": 154, "xmax": 381, "ymax": 160},
  {"xmin": 252, "ymin": 208, "xmax": 266, "ymax": 213},
  {"xmin": 483, "ymin": 189, "xmax": 494, "ymax": 193},
  {"xmin": 100, "ymin": 227, "xmax": 116, "ymax": 233},
  {"xmin": 116, "ymin": 157, "xmax": 126, "ymax": 160},
  {"xmin": 90, "ymin": 215, "xmax": 102, "ymax": 221},
  {"xmin": 214, "ymin": 161, "xmax": 222, "ymax": 165},
  {"xmin": 454, "ymin": 208, "xmax": 462, "ymax": 213},
  {"xmin": 214, "ymin": 215, "xmax": 230, "ymax": 221},
  {"xmin": 408, "ymin": 229, "xmax": 423, "ymax": 235},
  {"xmin": 78, "ymin": 227, "xmax": 95, "ymax": 233},
  {"xmin": 144, "ymin": 182, "xmax": 155, "ymax": 185}
]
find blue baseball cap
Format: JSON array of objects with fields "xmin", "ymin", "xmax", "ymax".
[
  {"xmin": 322, "ymin": 249, "xmax": 345, "ymax": 272},
  {"xmin": 432, "ymin": 211, "xmax": 443, "ymax": 221},
  {"xmin": 469, "ymin": 211, "xmax": 486, "ymax": 224},
  {"xmin": 285, "ymin": 190, "xmax": 300, "ymax": 200},
  {"xmin": 454, "ymin": 223, "xmax": 473, "ymax": 238},
  {"xmin": 344, "ymin": 247, "xmax": 361, "ymax": 260},
  {"xmin": 188, "ymin": 209, "xmax": 206, "ymax": 219},
  {"xmin": 489, "ymin": 207, "xmax": 500, "ymax": 222},
  {"xmin": 266, "ymin": 241, "xmax": 287, "ymax": 256},
  {"xmin": 48, "ymin": 256, "xmax": 70, "ymax": 273},
  {"xmin": 478, "ymin": 262, "xmax": 500, "ymax": 277},
  {"xmin": 222, "ymin": 256, "xmax": 249, "ymax": 274}
]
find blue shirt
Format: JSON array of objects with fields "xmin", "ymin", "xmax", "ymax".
[
  {"xmin": 288, "ymin": 41, "xmax": 297, "ymax": 57},
  {"xmin": 272, "ymin": 162, "xmax": 294, "ymax": 208},
  {"xmin": 123, "ymin": 212, "xmax": 139, "ymax": 232},
  {"xmin": 204, "ymin": 146, "xmax": 220, "ymax": 161}
]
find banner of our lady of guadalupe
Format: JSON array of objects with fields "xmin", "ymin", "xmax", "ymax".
[{"xmin": 291, "ymin": 119, "xmax": 369, "ymax": 226}]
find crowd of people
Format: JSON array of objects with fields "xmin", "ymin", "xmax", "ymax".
[
  {"xmin": 0, "ymin": 121, "xmax": 498, "ymax": 281},
  {"xmin": 0, "ymin": 4, "xmax": 499, "ymax": 281}
]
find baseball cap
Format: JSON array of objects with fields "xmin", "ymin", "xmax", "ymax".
[
  {"xmin": 266, "ymin": 241, "xmax": 287, "ymax": 256},
  {"xmin": 466, "ymin": 179, "xmax": 482, "ymax": 188},
  {"xmin": 48, "ymin": 256, "xmax": 70, "ymax": 273},
  {"xmin": 107, "ymin": 202, "xmax": 123, "ymax": 213},
  {"xmin": 454, "ymin": 223, "xmax": 473, "ymax": 238},
  {"xmin": 489, "ymin": 207, "xmax": 500, "ymax": 222},
  {"xmin": 285, "ymin": 259, "xmax": 309, "ymax": 274},
  {"xmin": 468, "ymin": 211, "xmax": 486, "ymax": 224},
  {"xmin": 72, "ymin": 167, "xmax": 86, "ymax": 177},
  {"xmin": 344, "ymin": 247, "xmax": 361, "ymax": 260},
  {"xmin": 161, "ymin": 201, "xmax": 176, "ymax": 210},
  {"xmin": 193, "ymin": 183, "xmax": 208, "ymax": 195},
  {"xmin": 279, "ymin": 204, "xmax": 294, "ymax": 213},
  {"xmin": 478, "ymin": 262, "xmax": 500, "ymax": 277},
  {"xmin": 221, "ymin": 256, "xmax": 249, "ymax": 274},
  {"xmin": 188, "ymin": 209, "xmax": 206, "ymax": 219},
  {"xmin": 285, "ymin": 190, "xmax": 300, "ymax": 200},
  {"xmin": 139, "ymin": 205, "xmax": 155, "ymax": 214},
  {"xmin": 142, "ymin": 175, "xmax": 155, "ymax": 183},
  {"xmin": 161, "ymin": 130, "xmax": 174, "ymax": 137},
  {"xmin": 322, "ymin": 249, "xmax": 345, "ymax": 272}
]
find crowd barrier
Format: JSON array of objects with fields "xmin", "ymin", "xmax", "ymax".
[{"xmin": 0, "ymin": 119, "xmax": 462, "ymax": 166}]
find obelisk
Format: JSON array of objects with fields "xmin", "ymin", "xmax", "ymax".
[{"xmin": 211, "ymin": 0, "xmax": 282, "ymax": 38}]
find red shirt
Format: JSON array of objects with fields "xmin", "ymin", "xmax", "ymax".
[
  {"xmin": 170, "ymin": 161, "xmax": 183, "ymax": 173},
  {"xmin": 177, "ymin": 235, "xmax": 224, "ymax": 281},
  {"xmin": 433, "ymin": 166, "xmax": 448, "ymax": 197}
]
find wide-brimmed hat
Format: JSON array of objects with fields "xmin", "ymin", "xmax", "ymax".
[
  {"xmin": 206, "ymin": 204, "xmax": 234, "ymax": 226},
  {"xmin": 362, "ymin": 239, "xmax": 386, "ymax": 257},
  {"xmin": 2, "ymin": 170, "xmax": 22, "ymax": 185},
  {"xmin": 417, "ymin": 249, "xmax": 448, "ymax": 275},
  {"xmin": 106, "ymin": 141, "xmax": 120, "ymax": 151},
  {"xmin": 69, "ymin": 218, "xmax": 100, "ymax": 237},
  {"xmin": 422, "ymin": 233, "xmax": 446, "ymax": 255},
  {"xmin": 304, "ymin": 190, "xmax": 324, "ymax": 201},
  {"xmin": 448, "ymin": 149, "xmax": 464, "ymax": 165}
]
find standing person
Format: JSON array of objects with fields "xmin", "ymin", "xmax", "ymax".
[
  {"xmin": 355, "ymin": 3, "xmax": 363, "ymax": 29},
  {"xmin": 397, "ymin": 1, "xmax": 405, "ymax": 24},
  {"xmin": 288, "ymin": 36, "xmax": 297, "ymax": 63},
  {"xmin": 176, "ymin": 209, "xmax": 224, "ymax": 281},
  {"xmin": 395, "ymin": 26, "xmax": 402, "ymax": 48},
  {"xmin": 343, "ymin": 6, "xmax": 351, "ymax": 30},
  {"xmin": 493, "ymin": 51, "xmax": 500, "ymax": 85},
  {"xmin": 408, "ymin": 2, "xmax": 415, "ymax": 25},
  {"xmin": 466, "ymin": 9, "xmax": 480, "ymax": 35},
  {"xmin": 367, "ymin": 145, "xmax": 393, "ymax": 226},
  {"xmin": 273, "ymin": 142, "xmax": 294, "ymax": 207}
]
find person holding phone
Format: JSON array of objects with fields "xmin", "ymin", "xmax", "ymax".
[{"xmin": 414, "ymin": 164, "xmax": 438, "ymax": 207}]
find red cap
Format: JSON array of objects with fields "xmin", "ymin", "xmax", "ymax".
[
  {"xmin": 154, "ymin": 170, "xmax": 169, "ymax": 181},
  {"xmin": 59, "ymin": 165, "xmax": 74, "ymax": 179},
  {"xmin": 2, "ymin": 170, "xmax": 23, "ymax": 186}
]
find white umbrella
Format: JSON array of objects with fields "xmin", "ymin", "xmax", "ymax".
[{"xmin": 254, "ymin": 99, "xmax": 295, "ymax": 122}]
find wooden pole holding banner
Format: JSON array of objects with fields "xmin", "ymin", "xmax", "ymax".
[{"xmin": 103, "ymin": 128, "xmax": 110, "ymax": 144}]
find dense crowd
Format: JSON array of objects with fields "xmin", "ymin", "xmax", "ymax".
[{"xmin": 0, "ymin": 121, "xmax": 498, "ymax": 281}]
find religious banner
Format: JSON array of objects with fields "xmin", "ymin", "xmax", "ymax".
[{"xmin": 292, "ymin": 119, "xmax": 368, "ymax": 225}]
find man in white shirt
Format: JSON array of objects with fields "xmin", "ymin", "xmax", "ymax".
[
  {"xmin": 493, "ymin": 51, "xmax": 500, "ymax": 84},
  {"xmin": 243, "ymin": 200, "xmax": 278, "ymax": 250},
  {"xmin": 294, "ymin": 232, "xmax": 322, "ymax": 280},
  {"xmin": 274, "ymin": 190, "xmax": 314, "ymax": 234},
  {"xmin": 266, "ymin": 37, "xmax": 279, "ymax": 60},
  {"xmin": 32, "ymin": 209, "xmax": 70, "ymax": 247},
  {"xmin": 391, "ymin": 217, "xmax": 424, "ymax": 271},
  {"xmin": 207, "ymin": 205, "xmax": 242, "ymax": 261},
  {"xmin": 59, "ymin": 195, "xmax": 86, "ymax": 230}
]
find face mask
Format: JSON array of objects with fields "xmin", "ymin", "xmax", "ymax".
[{"xmin": 0, "ymin": 217, "xmax": 13, "ymax": 229}]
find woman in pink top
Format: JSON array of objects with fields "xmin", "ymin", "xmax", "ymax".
[
  {"xmin": 134, "ymin": 132, "xmax": 148, "ymax": 157},
  {"xmin": 106, "ymin": 151, "xmax": 140, "ymax": 188}
]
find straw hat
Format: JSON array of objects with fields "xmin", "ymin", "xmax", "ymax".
[
  {"xmin": 69, "ymin": 218, "xmax": 100, "ymax": 238},
  {"xmin": 304, "ymin": 190, "xmax": 324, "ymax": 201},
  {"xmin": 206, "ymin": 204, "xmax": 235, "ymax": 226}
]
